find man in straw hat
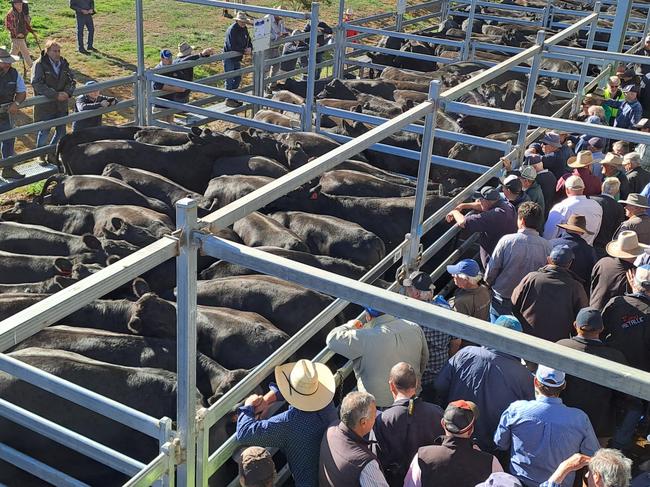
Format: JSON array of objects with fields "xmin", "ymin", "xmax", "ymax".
[
  {"xmin": 435, "ymin": 317, "xmax": 533, "ymax": 453},
  {"xmin": 327, "ymin": 305, "xmax": 429, "ymax": 408},
  {"xmin": 0, "ymin": 46, "xmax": 25, "ymax": 180},
  {"xmin": 551, "ymin": 214, "xmax": 597, "ymax": 290},
  {"xmin": 590, "ymin": 230, "xmax": 648, "ymax": 310},
  {"xmin": 236, "ymin": 359, "xmax": 337, "ymax": 487},
  {"xmin": 403, "ymin": 400, "xmax": 503, "ymax": 487},
  {"xmin": 238, "ymin": 446, "xmax": 276, "ymax": 487},
  {"xmin": 495, "ymin": 365, "xmax": 599, "ymax": 487},
  {"xmin": 512, "ymin": 244, "xmax": 588, "ymax": 343},
  {"xmin": 543, "ymin": 175, "xmax": 602, "ymax": 245},
  {"xmin": 372, "ymin": 362, "xmax": 444, "ymax": 487},
  {"xmin": 174, "ymin": 41, "xmax": 214, "ymax": 104},
  {"xmin": 601, "ymin": 152, "xmax": 630, "ymax": 200},
  {"xmin": 556, "ymin": 307, "xmax": 628, "ymax": 441},
  {"xmin": 602, "ymin": 264, "xmax": 650, "ymax": 451},
  {"xmin": 5, "ymin": 0, "xmax": 35, "ymax": 69},
  {"xmin": 223, "ymin": 11, "xmax": 252, "ymax": 107},
  {"xmin": 616, "ymin": 193, "xmax": 650, "ymax": 244},
  {"xmin": 319, "ymin": 391, "xmax": 389, "ymax": 486},
  {"xmin": 556, "ymin": 150, "xmax": 601, "ymax": 197}
]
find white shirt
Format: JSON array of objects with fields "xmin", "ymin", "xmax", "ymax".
[
  {"xmin": 264, "ymin": 14, "xmax": 288, "ymax": 42},
  {"xmin": 360, "ymin": 459, "xmax": 389, "ymax": 487},
  {"xmin": 543, "ymin": 195, "xmax": 603, "ymax": 245}
]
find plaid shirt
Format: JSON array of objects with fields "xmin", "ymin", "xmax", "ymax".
[{"xmin": 420, "ymin": 326, "xmax": 453, "ymax": 385}]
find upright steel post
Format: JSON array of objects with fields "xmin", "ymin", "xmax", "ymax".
[
  {"xmin": 462, "ymin": 0, "xmax": 477, "ymax": 61},
  {"xmin": 644, "ymin": 5, "xmax": 650, "ymax": 39},
  {"xmin": 607, "ymin": 0, "xmax": 632, "ymax": 53},
  {"xmin": 333, "ymin": 0, "xmax": 346, "ymax": 79},
  {"xmin": 402, "ymin": 80, "xmax": 441, "ymax": 273},
  {"xmin": 516, "ymin": 31, "xmax": 546, "ymax": 155},
  {"xmin": 574, "ymin": 2, "xmax": 600, "ymax": 114},
  {"xmin": 158, "ymin": 417, "xmax": 174, "ymax": 487},
  {"xmin": 542, "ymin": 0, "xmax": 552, "ymax": 29},
  {"xmin": 135, "ymin": 0, "xmax": 146, "ymax": 125},
  {"xmin": 175, "ymin": 198, "xmax": 198, "ymax": 487},
  {"xmin": 396, "ymin": 0, "xmax": 406, "ymax": 32},
  {"xmin": 252, "ymin": 49, "xmax": 265, "ymax": 114},
  {"xmin": 302, "ymin": 2, "xmax": 319, "ymax": 132}
]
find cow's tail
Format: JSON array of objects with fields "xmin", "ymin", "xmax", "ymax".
[{"xmin": 37, "ymin": 175, "xmax": 61, "ymax": 204}]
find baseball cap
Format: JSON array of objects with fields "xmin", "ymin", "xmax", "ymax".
[
  {"xmin": 403, "ymin": 271, "xmax": 434, "ymax": 291},
  {"xmin": 535, "ymin": 365, "xmax": 566, "ymax": 387},
  {"xmin": 493, "ymin": 315, "xmax": 523, "ymax": 332},
  {"xmin": 635, "ymin": 118, "xmax": 650, "ymax": 129},
  {"xmin": 575, "ymin": 307, "xmax": 604, "ymax": 331},
  {"xmin": 502, "ymin": 174, "xmax": 522, "ymax": 193},
  {"xmin": 622, "ymin": 68, "xmax": 636, "ymax": 79},
  {"xmin": 475, "ymin": 472, "xmax": 523, "ymax": 487},
  {"xmin": 239, "ymin": 447, "xmax": 275, "ymax": 484},
  {"xmin": 588, "ymin": 137, "xmax": 605, "ymax": 149},
  {"xmin": 518, "ymin": 165, "xmax": 537, "ymax": 181},
  {"xmin": 364, "ymin": 307, "xmax": 383, "ymax": 318},
  {"xmin": 635, "ymin": 265, "xmax": 650, "ymax": 288},
  {"xmin": 565, "ymin": 175, "xmax": 585, "ymax": 190},
  {"xmin": 623, "ymin": 84, "xmax": 639, "ymax": 93},
  {"xmin": 528, "ymin": 142, "xmax": 543, "ymax": 153},
  {"xmin": 447, "ymin": 259, "xmax": 481, "ymax": 278},
  {"xmin": 472, "ymin": 186, "xmax": 500, "ymax": 201},
  {"xmin": 549, "ymin": 244, "xmax": 574, "ymax": 266},
  {"xmin": 540, "ymin": 132, "xmax": 561, "ymax": 147},
  {"xmin": 160, "ymin": 49, "xmax": 173, "ymax": 59},
  {"xmin": 443, "ymin": 400, "xmax": 477, "ymax": 434}
]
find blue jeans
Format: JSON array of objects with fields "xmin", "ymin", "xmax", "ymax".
[
  {"xmin": 224, "ymin": 57, "xmax": 241, "ymax": 91},
  {"xmin": 489, "ymin": 293, "xmax": 512, "ymax": 322},
  {"xmin": 612, "ymin": 400, "xmax": 645, "ymax": 450},
  {"xmin": 76, "ymin": 13, "xmax": 94, "ymax": 50},
  {"xmin": 36, "ymin": 112, "xmax": 66, "ymax": 148},
  {"xmin": 0, "ymin": 117, "xmax": 15, "ymax": 159}
]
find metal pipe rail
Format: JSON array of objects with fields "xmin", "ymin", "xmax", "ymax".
[
  {"xmin": 123, "ymin": 446, "xmax": 174, "ymax": 487},
  {"xmin": 175, "ymin": 0, "xmax": 308, "ymax": 19}
]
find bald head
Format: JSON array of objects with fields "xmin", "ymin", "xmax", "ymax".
[{"xmin": 388, "ymin": 362, "xmax": 418, "ymax": 399}]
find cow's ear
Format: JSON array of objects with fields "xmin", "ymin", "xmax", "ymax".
[
  {"xmin": 132, "ymin": 278, "xmax": 150, "ymax": 298},
  {"xmin": 82, "ymin": 234, "xmax": 103, "ymax": 250},
  {"xmin": 191, "ymin": 126, "xmax": 202, "ymax": 136},
  {"xmin": 405, "ymin": 99, "xmax": 414, "ymax": 110},
  {"xmin": 110, "ymin": 217, "xmax": 126, "ymax": 232},
  {"xmin": 342, "ymin": 119, "xmax": 353, "ymax": 131},
  {"xmin": 106, "ymin": 255, "xmax": 121, "ymax": 265},
  {"xmin": 52, "ymin": 275, "xmax": 70, "ymax": 290},
  {"xmin": 54, "ymin": 258, "xmax": 73, "ymax": 276},
  {"xmin": 354, "ymin": 105, "xmax": 362, "ymax": 113},
  {"xmin": 308, "ymin": 183, "xmax": 322, "ymax": 199},
  {"xmin": 127, "ymin": 316, "xmax": 143, "ymax": 334},
  {"xmin": 203, "ymin": 128, "xmax": 212, "ymax": 135}
]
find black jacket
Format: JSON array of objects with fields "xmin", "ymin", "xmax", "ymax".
[
  {"xmin": 602, "ymin": 292, "xmax": 650, "ymax": 371},
  {"xmin": 69, "ymin": 0, "xmax": 94, "ymax": 14},
  {"xmin": 72, "ymin": 93, "xmax": 116, "ymax": 131},
  {"xmin": 224, "ymin": 22, "xmax": 252, "ymax": 62},
  {"xmin": 590, "ymin": 257, "xmax": 634, "ymax": 311},
  {"xmin": 627, "ymin": 167, "xmax": 650, "ymax": 194},
  {"xmin": 591, "ymin": 194, "xmax": 625, "ymax": 256},
  {"xmin": 31, "ymin": 51, "xmax": 76, "ymax": 121}
]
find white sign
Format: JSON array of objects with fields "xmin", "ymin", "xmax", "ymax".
[
  {"xmin": 397, "ymin": 0, "xmax": 406, "ymax": 15},
  {"xmin": 252, "ymin": 17, "xmax": 271, "ymax": 52}
]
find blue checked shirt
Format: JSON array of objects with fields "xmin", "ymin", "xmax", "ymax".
[{"xmin": 494, "ymin": 396, "xmax": 599, "ymax": 487}]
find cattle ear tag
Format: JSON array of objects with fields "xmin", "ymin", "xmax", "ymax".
[{"xmin": 310, "ymin": 192, "xmax": 318, "ymax": 200}]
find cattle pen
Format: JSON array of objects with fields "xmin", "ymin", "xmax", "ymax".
[{"xmin": 1, "ymin": 0, "xmax": 650, "ymax": 486}]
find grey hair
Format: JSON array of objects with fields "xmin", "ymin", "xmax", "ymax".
[
  {"xmin": 623, "ymin": 151, "xmax": 641, "ymax": 166},
  {"xmin": 588, "ymin": 105, "xmax": 606, "ymax": 120},
  {"xmin": 456, "ymin": 273, "xmax": 482, "ymax": 285},
  {"xmin": 340, "ymin": 391, "xmax": 375, "ymax": 429},
  {"xmin": 602, "ymin": 177, "xmax": 621, "ymax": 197},
  {"xmin": 588, "ymin": 449, "xmax": 632, "ymax": 487}
]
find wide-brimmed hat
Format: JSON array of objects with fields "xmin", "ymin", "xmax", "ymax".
[
  {"xmin": 606, "ymin": 230, "xmax": 649, "ymax": 259},
  {"xmin": 234, "ymin": 11, "xmax": 252, "ymax": 22},
  {"xmin": 557, "ymin": 214, "xmax": 593, "ymax": 235},
  {"xmin": 178, "ymin": 41, "xmax": 195, "ymax": 57},
  {"xmin": 567, "ymin": 150, "xmax": 594, "ymax": 168},
  {"xmin": 275, "ymin": 359, "xmax": 335, "ymax": 412},
  {"xmin": 618, "ymin": 193, "xmax": 650, "ymax": 209},
  {"xmin": 600, "ymin": 152, "xmax": 624, "ymax": 167},
  {"xmin": 0, "ymin": 47, "xmax": 19, "ymax": 64}
]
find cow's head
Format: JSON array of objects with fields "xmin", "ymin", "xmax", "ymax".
[
  {"xmin": 102, "ymin": 217, "xmax": 159, "ymax": 247},
  {"xmin": 128, "ymin": 292, "xmax": 177, "ymax": 338},
  {"xmin": 317, "ymin": 79, "xmax": 356, "ymax": 101},
  {"xmin": 0, "ymin": 200, "xmax": 37, "ymax": 221}
]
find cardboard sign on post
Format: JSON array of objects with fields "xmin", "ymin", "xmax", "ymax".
[{"xmin": 252, "ymin": 16, "xmax": 272, "ymax": 52}]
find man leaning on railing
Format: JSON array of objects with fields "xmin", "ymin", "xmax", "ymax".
[{"xmin": 0, "ymin": 47, "xmax": 26, "ymax": 180}]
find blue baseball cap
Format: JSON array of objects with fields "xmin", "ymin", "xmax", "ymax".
[
  {"xmin": 447, "ymin": 259, "xmax": 480, "ymax": 278},
  {"xmin": 364, "ymin": 307, "xmax": 382, "ymax": 318},
  {"xmin": 493, "ymin": 315, "xmax": 523, "ymax": 332},
  {"xmin": 575, "ymin": 307, "xmax": 604, "ymax": 331},
  {"xmin": 549, "ymin": 244, "xmax": 574, "ymax": 266},
  {"xmin": 535, "ymin": 364, "xmax": 566, "ymax": 387},
  {"xmin": 160, "ymin": 49, "xmax": 172, "ymax": 59}
]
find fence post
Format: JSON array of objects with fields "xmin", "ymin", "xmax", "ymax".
[
  {"xmin": 175, "ymin": 198, "xmax": 198, "ymax": 487},
  {"xmin": 607, "ymin": 0, "xmax": 632, "ymax": 53},
  {"xmin": 402, "ymin": 80, "xmax": 441, "ymax": 273},
  {"xmin": 516, "ymin": 30, "xmax": 545, "ymax": 158},
  {"xmin": 461, "ymin": 0, "xmax": 477, "ymax": 61},
  {"xmin": 135, "ymin": 0, "xmax": 146, "ymax": 125},
  {"xmin": 333, "ymin": 0, "xmax": 346, "ymax": 79},
  {"xmin": 302, "ymin": 2, "xmax": 320, "ymax": 132},
  {"xmin": 157, "ymin": 417, "xmax": 173, "ymax": 487},
  {"xmin": 252, "ymin": 49, "xmax": 265, "ymax": 115},
  {"xmin": 573, "ymin": 2, "xmax": 600, "ymax": 115},
  {"xmin": 396, "ymin": 0, "xmax": 406, "ymax": 32}
]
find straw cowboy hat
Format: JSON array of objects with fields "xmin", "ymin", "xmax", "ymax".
[
  {"xmin": 178, "ymin": 42, "xmax": 195, "ymax": 57},
  {"xmin": 557, "ymin": 214, "xmax": 593, "ymax": 235},
  {"xmin": 275, "ymin": 359, "xmax": 335, "ymax": 412},
  {"xmin": 618, "ymin": 193, "xmax": 650, "ymax": 209},
  {"xmin": 600, "ymin": 152, "xmax": 624, "ymax": 167},
  {"xmin": 606, "ymin": 231, "xmax": 649, "ymax": 259},
  {"xmin": 567, "ymin": 150, "xmax": 594, "ymax": 168},
  {"xmin": 0, "ymin": 47, "xmax": 19, "ymax": 64},
  {"xmin": 234, "ymin": 11, "xmax": 252, "ymax": 23}
]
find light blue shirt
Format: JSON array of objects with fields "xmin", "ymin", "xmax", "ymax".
[
  {"xmin": 48, "ymin": 56, "xmax": 61, "ymax": 76},
  {"xmin": 494, "ymin": 396, "xmax": 600, "ymax": 487},
  {"xmin": 14, "ymin": 72, "xmax": 25, "ymax": 93}
]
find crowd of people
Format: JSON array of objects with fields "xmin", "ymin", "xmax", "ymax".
[{"xmin": 231, "ymin": 59, "xmax": 650, "ymax": 487}]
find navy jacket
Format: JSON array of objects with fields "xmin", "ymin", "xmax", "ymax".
[{"xmin": 224, "ymin": 22, "xmax": 252, "ymax": 62}]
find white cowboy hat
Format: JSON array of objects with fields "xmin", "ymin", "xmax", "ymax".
[
  {"xmin": 567, "ymin": 150, "xmax": 594, "ymax": 168},
  {"xmin": 275, "ymin": 359, "xmax": 335, "ymax": 412},
  {"xmin": 606, "ymin": 231, "xmax": 649, "ymax": 259}
]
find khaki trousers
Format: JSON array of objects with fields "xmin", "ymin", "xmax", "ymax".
[{"xmin": 10, "ymin": 37, "xmax": 32, "ymax": 68}]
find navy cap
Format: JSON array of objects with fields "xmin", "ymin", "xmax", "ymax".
[
  {"xmin": 447, "ymin": 259, "xmax": 480, "ymax": 278},
  {"xmin": 527, "ymin": 142, "xmax": 543, "ymax": 153},
  {"xmin": 623, "ymin": 84, "xmax": 639, "ymax": 93},
  {"xmin": 575, "ymin": 307, "xmax": 604, "ymax": 331},
  {"xmin": 549, "ymin": 244, "xmax": 574, "ymax": 266},
  {"xmin": 160, "ymin": 49, "xmax": 173, "ymax": 59},
  {"xmin": 540, "ymin": 133, "xmax": 561, "ymax": 147},
  {"xmin": 588, "ymin": 137, "xmax": 604, "ymax": 149},
  {"xmin": 403, "ymin": 271, "xmax": 434, "ymax": 292},
  {"xmin": 364, "ymin": 307, "xmax": 382, "ymax": 318},
  {"xmin": 472, "ymin": 186, "xmax": 500, "ymax": 201}
]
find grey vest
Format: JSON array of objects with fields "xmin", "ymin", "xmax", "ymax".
[{"xmin": 319, "ymin": 422, "xmax": 378, "ymax": 487}]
